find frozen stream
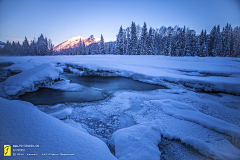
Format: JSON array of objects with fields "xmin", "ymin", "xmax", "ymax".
[
  {"xmin": 19, "ymin": 72, "xmax": 167, "ymax": 105},
  {"xmin": 1, "ymin": 56, "xmax": 240, "ymax": 159}
]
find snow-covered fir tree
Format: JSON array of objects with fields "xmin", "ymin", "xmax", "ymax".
[
  {"xmin": 147, "ymin": 27, "xmax": 154, "ymax": 55},
  {"xmin": 116, "ymin": 26, "xmax": 124, "ymax": 55},
  {"xmin": 22, "ymin": 37, "xmax": 29, "ymax": 55},
  {"xmin": 82, "ymin": 42, "xmax": 86, "ymax": 55},
  {"xmin": 100, "ymin": 34, "xmax": 105, "ymax": 54},
  {"xmin": 130, "ymin": 22, "xmax": 138, "ymax": 55},
  {"xmin": 233, "ymin": 26, "xmax": 240, "ymax": 57},
  {"xmin": 140, "ymin": 22, "xmax": 148, "ymax": 55},
  {"xmin": 37, "ymin": 34, "xmax": 48, "ymax": 55}
]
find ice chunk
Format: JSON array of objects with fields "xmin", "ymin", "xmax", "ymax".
[{"xmin": 46, "ymin": 80, "xmax": 87, "ymax": 91}]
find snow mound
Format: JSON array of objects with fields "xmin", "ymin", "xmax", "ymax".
[
  {"xmin": 162, "ymin": 132, "xmax": 240, "ymax": 160},
  {"xmin": 50, "ymin": 108, "xmax": 73, "ymax": 119},
  {"xmin": 111, "ymin": 120, "xmax": 162, "ymax": 160},
  {"xmin": 150, "ymin": 99, "xmax": 240, "ymax": 139},
  {"xmin": 0, "ymin": 97, "xmax": 116, "ymax": 160},
  {"xmin": 5, "ymin": 62, "xmax": 37, "ymax": 71},
  {"xmin": 46, "ymin": 79, "xmax": 86, "ymax": 91},
  {"xmin": 3, "ymin": 63, "xmax": 63, "ymax": 96}
]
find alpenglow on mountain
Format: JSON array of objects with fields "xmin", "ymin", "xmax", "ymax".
[{"xmin": 53, "ymin": 35, "xmax": 100, "ymax": 51}]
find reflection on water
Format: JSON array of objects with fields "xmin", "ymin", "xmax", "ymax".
[
  {"xmin": 61, "ymin": 73, "xmax": 167, "ymax": 90},
  {"xmin": 19, "ymin": 88, "xmax": 105, "ymax": 105}
]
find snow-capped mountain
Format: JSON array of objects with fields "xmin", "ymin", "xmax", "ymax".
[{"xmin": 53, "ymin": 36, "xmax": 100, "ymax": 52}]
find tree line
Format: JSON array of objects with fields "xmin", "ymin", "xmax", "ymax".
[
  {"xmin": 114, "ymin": 22, "xmax": 240, "ymax": 57},
  {"xmin": 0, "ymin": 34, "xmax": 54, "ymax": 56},
  {"xmin": 1, "ymin": 22, "xmax": 239, "ymax": 57},
  {"xmin": 57, "ymin": 22, "xmax": 240, "ymax": 57}
]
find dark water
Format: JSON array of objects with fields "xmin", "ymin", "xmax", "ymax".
[
  {"xmin": 19, "ymin": 88, "xmax": 105, "ymax": 105},
  {"xmin": 19, "ymin": 72, "xmax": 167, "ymax": 105},
  {"xmin": 61, "ymin": 73, "xmax": 167, "ymax": 90},
  {"xmin": 0, "ymin": 62, "xmax": 18, "ymax": 82},
  {"xmin": 0, "ymin": 62, "xmax": 14, "ymax": 67}
]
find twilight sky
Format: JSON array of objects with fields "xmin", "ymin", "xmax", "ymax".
[{"xmin": 0, "ymin": 0, "xmax": 239, "ymax": 46}]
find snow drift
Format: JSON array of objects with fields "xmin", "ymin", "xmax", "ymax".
[
  {"xmin": 0, "ymin": 97, "xmax": 116, "ymax": 160},
  {"xmin": 150, "ymin": 99, "xmax": 240, "ymax": 139},
  {"xmin": 3, "ymin": 63, "xmax": 63, "ymax": 96},
  {"xmin": 162, "ymin": 132, "xmax": 240, "ymax": 160},
  {"xmin": 111, "ymin": 120, "xmax": 162, "ymax": 160}
]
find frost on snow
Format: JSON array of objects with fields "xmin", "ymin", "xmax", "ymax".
[
  {"xmin": 0, "ymin": 97, "xmax": 116, "ymax": 160},
  {"xmin": 150, "ymin": 99, "xmax": 240, "ymax": 139},
  {"xmin": 162, "ymin": 132, "xmax": 240, "ymax": 160},
  {"xmin": 111, "ymin": 120, "xmax": 162, "ymax": 160},
  {"xmin": 3, "ymin": 63, "xmax": 63, "ymax": 96}
]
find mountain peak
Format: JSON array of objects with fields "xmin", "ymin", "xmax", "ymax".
[{"xmin": 53, "ymin": 35, "xmax": 100, "ymax": 52}]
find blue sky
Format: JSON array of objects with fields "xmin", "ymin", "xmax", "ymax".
[{"xmin": 0, "ymin": 0, "xmax": 239, "ymax": 46}]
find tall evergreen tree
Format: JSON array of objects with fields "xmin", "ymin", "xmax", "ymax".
[
  {"xmin": 215, "ymin": 25, "xmax": 222, "ymax": 56},
  {"xmin": 140, "ymin": 22, "xmax": 148, "ymax": 55},
  {"xmin": 3, "ymin": 41, "xmax": 12, "ymax": 55},
  {"xmin": 164, "ymin": 27, "xmax": 172, "ymax": 56},
  {"xmin": 11, "ymin": 41, "xmax": 16, "ymax": 54},
  {"xmin": 100, "ymin": 34, "xmax": 105, "ymax": 54},
  {"xmin": 209, "ymin": 25, "xmax": 217, "ymax": 56},
  {"xmin": 130, "ymin": 22, "xmax": 138, "ymax": 55},
  {"xmin": 147, "ymin": 27, "xmax": 154, "ymax": 55},
  {"xmin": 82, "ymin": 42, "xmax": 86, "ymax": 55},
  {"xmin": 116, "ymin": 26, "xmax": 124, "ymax": 55},
  {"xmin": 22, "ymin": 37, "xmax": 30, "ymax": 55},
  {"xmin": 125, "ymin": 27, "xmax": 131, "ymax": 55},
  {"xmin": 222, "ymin": 23, "xmax": 231, "ymax": 56},
  {"xmin": 78, "ymin": 38, "xmax": 82, "ymax": 55},
  {"xmin": 16, "ymin": 41, "xmax": 22, "ymax": 55},
  {"xmin": 37, "ymin": 34, "xmax": 47, "ymax": 55},
  {"xmin": 233, "ymin": 26, "xmax": 240, "ymax": 57}
]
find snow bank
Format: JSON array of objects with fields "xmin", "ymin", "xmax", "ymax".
[
  {"xmin": 162, "ymin": 132, "xmax": 240, "ymax": 160},
  {"xmin": 5, "ymin": 62, "xmax": 37, "ymax": 71},
  {"xmin": 50, "ymin": 108, "xmax": 73, "ymax": 119},
  {"xmin": 111, "ymin": 120, "xmax": 162, "ymax": 160},
  {"xmin": 150, "ymin": 99, "xmax": 240, "ymax": 139},
  {"xmin": 0, "ymin": 97, "xmax": 116, "ymax": 160},
  {"xmin": 3, "ymin": 63, "xmax": 63, "ymax": 96}
]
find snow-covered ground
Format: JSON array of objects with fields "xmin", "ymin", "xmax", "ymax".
[
  {"xmin": 0, "ymin": 55, "xmax": 240, "ymax": 159},
  {"xmin": 1, "ymin": 55, "xmax": 240, "ymax": 95}
]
